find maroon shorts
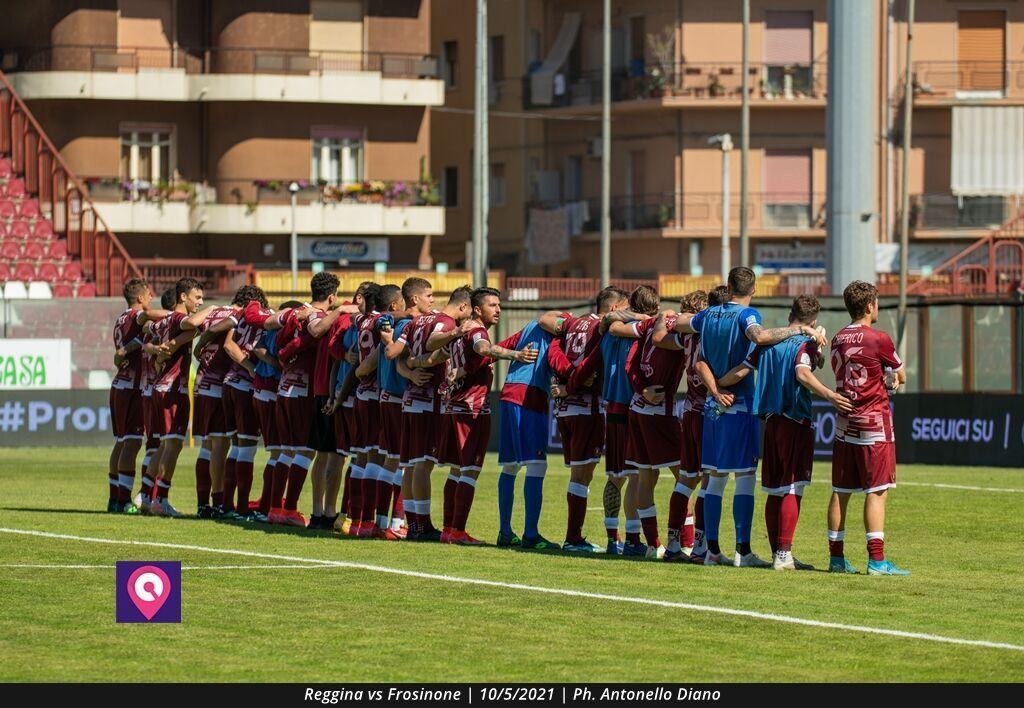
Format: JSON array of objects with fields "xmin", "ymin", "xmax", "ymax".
[
  {"xmin": 275, "ymin": 394, "xmax": 315, "ymax": 449},
  {"xmin": 142, "ymin": 394, "xmax": 160, "ymax": 448},
  {"xmin": 448, "ymin": 413, "xmax": 491, "ymax": 471},
  {"xmin": 192, "ymin": 393, "xmax": 228, "ymax": 438},
  {"xmin": 604, "ymin": 413, "xmax": 632, "ymax": 477},
  {"xmin": 557, "ymin": 414, "xmax": 604, "ymax": 466},
  {"xmin": 333, "ymin": 403, "xmax": 356, "ymax": 456},
  {"xmin": 832, "ymin": 440, "xmax": 897, "ymax": 494},
  {"xmin": 223, "ymin": 385, "xmax": 259, "ymax": 440},
  {"xmin": 152, "ymin": 390, "xmax": 190, "ymax": 440},
  {"xmin": 377, "ymin": 400, "xmax": 404, "ymax": 459},
  {"xmin": 679, "ymin": 409, "xmax": 704, "ymax": 477},
  {"xmin": 625, "ymin": 411, "xmax": 681, "ymax": 470},
  {"xmin": 353, "ymin": 397, "xmax": 380, "ymax": 453},
  {"xmin": 253, "ymin": 395, "xmax": 278, "ymax": 449},
  {"xmin": 401, "ymin": 411, "xmax": 441, "ymax": 465},
  {"xmin": 109, "ymin": 387, "xmax": 144, "ymax": 440},
  {"xmin": 761, "ymin": 415, "xmax": 814, "ymax": 494}
]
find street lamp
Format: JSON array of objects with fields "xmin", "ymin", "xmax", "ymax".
[
  {"xmin": 288, "ymin": 181, "xmax": 300, "ymax": 291},
  {"xmin": 708, "ymin": 133, "xmax": 733, "ymax": 279}
]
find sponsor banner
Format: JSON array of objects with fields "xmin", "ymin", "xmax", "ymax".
[
  {"xmin": 298, "ymin": 236, "xmax": 388, "ymax": 263},
  {"xmin": 895, "ymin": 393, "xmax": 1024, "ymax": 468},
  {"xmin": 0, "ymin": 390, "xmax": 113, "ymax": 446},
  {"xmin": 874, "ymin": 243, "xmax": 961, "ymax": 274},
  {"xmin": 0, "ymin": 339, "xmax": 72, "ymax": 390},
  {"xmin": 755, "ymin": 243, "xmax": 827, "ymax": 270}
]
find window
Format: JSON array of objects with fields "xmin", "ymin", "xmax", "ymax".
[
  {"xmin": 927, "ymin": 306, "xmax": 964, "ymax": 391},
  {"xmin": 957, "ymin": 10, "xmax": 1005, "ymax": 96},
  {"xmin": 489, "ymin": 163, "xmax": 506, "ymax": 207},
  {"xmin": 764, "ymin": 149, "xmax": 812, "ymax": 228},
  {"xmin": 442, "ymin": 40, "xmax": 458, "ymax": 89},
  {"xmin": 311, "ymin": 128, "xmax": 363, "ymax": 185},
  {"xmin": 764, "ymin": 11, "xmax": 813, "ymax": 97},
  {"xmin": 972, "ymin": 305, "xmax": 1014, "ymax": 391},
  {"xmin": 490, "ymin": 35, "xmax": 505, "ymax": 83},
  {"xmin": 119, "ymin": 126, "xmax": 174, "ymax": 184},
  {"xmin": 442, "ymin": 166, "xmax": 458, "ymax": 207},
  {"xmin": 627, "ymin": 16, "xmax": 645, "ymax": 77}
]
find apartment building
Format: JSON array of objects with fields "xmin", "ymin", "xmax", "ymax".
[
  {"xmin": 434, "ymin": 0, "xmax": 1024, "ymax": 279},
  {"xmin": 0, "ymin": 0, "xmax": 445, "ymax": 270}
]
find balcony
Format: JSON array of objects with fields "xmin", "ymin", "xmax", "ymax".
[
  {"xmin": 523, "ymin": 62, "xmax": 826, "ymax": 112},
  {"xmin": 910, "ymin": 194, "xmax": 1017, "ymax": 233},
  {"xmin": 0, "ymin": 45, "xmax": 443, "ymax": 106},
  {"xmin": 87, "ymin": 178, "xmax": 445, "ymax": 237},
  {"xmin": 913, "ymin": 61, "xmax": 1024, "ymax": 104}
]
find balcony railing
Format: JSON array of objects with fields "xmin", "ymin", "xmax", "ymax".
[
  {"xmin": 523, "ymin": 61, "xmax": 826, "ymax": 109},
  {"xmin": 912, "ymin": 61, "xmax": 1022, "ymax": 99},
  {"xmin": 910, "ymin": 194, "xmax": 1017, "ymax": 230},
  {"xmin": 83, "ymin": 177, "xmax": 441, "ymax": 208},
  {"xmin": 0, "ymin": 45, "xmax": 438, "ymax": 79}
]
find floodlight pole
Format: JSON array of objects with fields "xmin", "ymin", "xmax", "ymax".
[
  {"xmin": 472, "ymin": 0, "xmax": 489, "ymax": 288},
  {"xmin": 897, "ymin": 0, "xmax": 916, "ymax": 361},
  {"xmin": 740, "ymin": 0, "xmax": 750, "ymax": 267},
  {"xmin": 710, "ymin": 134, "xmax": 733, "ymax": 280},
  {"xmin": 600, "ymin": 0, "xmax": 611, "ymax": 288},
  {"xmin": 289, "ymin": 181, "xmax": 299, "ymax": 291}
]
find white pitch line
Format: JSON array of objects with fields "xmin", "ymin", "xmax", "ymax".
[
  {"xmin": 896, "ymin": 481, "xmax": 1024, "ymax": 494},
  {"xmin": 1, "ymin": 526, "xmax": 1022, "ymax": 654},
  {"xmin": 0, "ymin": 563, "xmax": 331, "ymax": 571}
]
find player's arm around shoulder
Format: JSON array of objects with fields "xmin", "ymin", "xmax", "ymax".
[
  {"xmin": 475, "ymin": 330, "xmax": 535, "ymax": 363},
  {"xmin": 795, "ymin": 364, "xmax": 853, "ymax": 413},
  {"xmin": 181, "ymin": 304, "xmax": 217, "ymax": 331},
  {"xmin": 538, "ymin": 310, "xmax": 569, "ymax": 335},
  {"xmin": 653, "ymin": 310, "xmax": 684, "ymax": 350}
]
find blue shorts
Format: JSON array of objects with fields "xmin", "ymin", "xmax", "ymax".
[
  {"xmin": 498, "ymin": 401, "xmax": 549, "ymax": 465},
  {"xmin": 701, "ymin": 400, "xmax": 760, "ymax": 473}
]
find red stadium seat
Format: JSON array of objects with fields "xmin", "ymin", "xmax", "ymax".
[
  {"xmin": 62, "ymin": 261, "xmax": 83, "ymax": 281},
  {"xmin": 8, "ymin": 220, "xmax": 29, "ymax": 238},
  {"xmin": 37, "ymin": 261, "xmax": 61, "ymax": 281},
  {"xmin": 32, "ymin": 220, "xmax": 54, "ymax": 239},
  {"xmin": 0, "ymin": 199, "xmax": 14, "ymax": 218},
  {"xmin": 13, "ymin": 261, "xmax": 36, "ymax": 281},
  {"xmin": 1, "ymin": 239, "xmax": 22, "ymax": 259},
  {"xmin": 0, "ymin": 158, "xmax": 12, "ymax": 177},
  {"xmin": 3, "ymin": 178, "xmax": 26, "ymax": 197},
  {"xmin": 51, "ymin": 282, "xmax": 74, "ymax": 297},
  {"xmin": 47, "ymin": 239, "xmax": 67, "ymax": 259},
  {"xmin": 19, "ymin": 199, "xmax": 40, "ymax": 218},
  {"xmin": 22, "ymin": 240, "xmax": 45, "ymax": 259},
  {"xmin": 76, "ymin": 281, "xmax": 97, "ymax": 297},
  {"xmin": 0, "ymin": 261, "xmax": 10, "ymax": 282}
]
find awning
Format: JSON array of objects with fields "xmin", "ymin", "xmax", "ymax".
[
  {"xmin": 530, "ymin": 13, "xmax": 581, "ymax": 106},
  {"xmin": 952, "ymin": 106, "xmax": 1024, "ymax": 196}
]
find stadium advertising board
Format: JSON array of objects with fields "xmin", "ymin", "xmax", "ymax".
[
  {"xmin": 895, "ymin": 393, "xmax": 1024, "ymax": 468},
  {"xmin": 0, "ymin": 390, "xmax": 112, "ymax": 446},
  {"xmin": 0, "ymin": 339, "xmax": 72, "ymax": 390},
  {"xmin": 297, "ymin": 237, "xmax": 388, "ymax": 263}
]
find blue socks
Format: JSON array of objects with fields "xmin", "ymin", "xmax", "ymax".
[
  {"xmin": 498, "ymin": 466, "xmax": 518, "ymax": 536},
  {"xmin": 733, "ymin": 473, "xmax": 757, "ymax": 545},
  {"xmin": 522, "ymin": 462, "xmax": 547, "ymax": 539}
]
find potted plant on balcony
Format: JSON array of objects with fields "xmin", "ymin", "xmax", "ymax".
[
  {"xmin": 658, "ymin": 202, "xmax": 674, "ymax": 227},
  {"xmin": 646, "ymin": 27, "xmax": 675, "ymax": 98},
  {"xmin": 85, "ymin": 177, "xmax": 123, "ymax": 202},
  {"xmin": 417, "ymin": 178, "xmax": 440, "ymax": 206},
  {"xmin": 707, "ymin": 71, "xmax": 724, "ymax": 97}
]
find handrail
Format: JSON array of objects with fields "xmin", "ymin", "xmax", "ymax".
[{"xmin": 0, "ymin": 68, "xmax": 139, "ymax": 294}]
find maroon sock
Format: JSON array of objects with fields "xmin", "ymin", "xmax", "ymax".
[
  {"xmin": 341, "ymin": 466, "xmax": 352, "ymax": 517},
  {"xmin": 108, "ymin": 473, "xmax": 119, "ymax": 501},
  {"xmin": 443, "ymin": 475, "xmax": 458, "ymax": 528},
  {"xmin": 694, "ymin": 494, "xmax": 705, "ymax": 536},
  {"xmin": 151, "ymin": 475, "xmax": 161, "ymax": 501},
  {"xmin": 667, "ymin": 489, "xmax": 688, "ymax": 534},
  {"xmin": 117, "ymin": 471, "xmax": 135, "ymax": 502},
  {"xmin": 156, "ymin": 480, "xmax": 171, "ymax": 500},
  {"xmin": 140, "ymin": 476, "xmax": 154, "ymax": 500},
  {"xmin": 270, "ymin": 459, "xmax": 290, "ymax": 510},
  {"xmin": 284, "ymin": 462, "xmax": 309, "ymax": 511},
  {"xmin": 360, "ymin": 472, "xmax": 377, "ymax": 525},
  {"xmin": 452, "ymin": 481, "xmax": 477, "ymax": 532},
  {"xmin": 607, "ymin": 527, "xmax": 620, "ymax": 542},
  {"xmin": 626, "ymin": 531, "xmax": 641, "ymax": 544},
  {"xmin": 258, "ymin": 461, "xmax": 274, "ymax": 514},
  {"xmin": 640, "ymin": 512, "xmax": 660, "ymax": 547},
  {"xmin": 236, "ymin": 460, "xmax": 254, "ymax": 513},
  {"xmin": 829, "ymin": 537, "xmax": 845, "ymax": 558},
  {"xmin": 682, "ymin": 516, "xmax": 695, "ymax": 548},
  {"xmin": 867, "ymin": 536, "xmax": 885, "ymax": 561},
  {"xmin": 777, "ymin": 494, "xmax": 800, "ymax": 552},
  {"xmin": 211, "ymin": 491, "xmax": 224, "ymax": 508},
  {"xmin": 348, "ymin": 468, "xmax": 363, "ymax": 523},
  {"xmin": 374, "ymin": 477, "xmax": 392, "ymax": 524},
  {"xmin": 765, "ymin": 495, "xmax": 782, "ymax": 554},
  {"xmin": 392, "ymin": 488, "xmax": 404, "ymax": 522},
  {"xmin": 222, "ymin": 456, "xmax": 238, "ymax": 511},
  {"xmin": 195, "ymin": 457, "xmax": 211, "ymax": 507},
  {"xmin": 565, "ymin": 491, "xmax": 588, "ymax": 544}
]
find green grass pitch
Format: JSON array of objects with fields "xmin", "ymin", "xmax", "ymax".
[{"xmin": 0, "ymin": 446, "xmax": 1022, "ymax": 682}]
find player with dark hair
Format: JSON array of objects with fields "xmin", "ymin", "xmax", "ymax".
[
  {"xmin": 828, "ymin": 281, "xmax": 909, "ymax": 575},
  {"xmin": 673, "ymin": 267, "xmax": 826, "ymax": 566},
  {"xmin": 142, "ymin": 277, "xmax": 215, "ymax": 517}
]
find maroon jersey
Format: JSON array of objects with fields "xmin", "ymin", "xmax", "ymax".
[
  {"xmin": 152, "ymin": 311, "xmax": 190, "ymax": 395},
  {"xmin": 276, "ymin": 309, "xmax": 325, "ymax": 398},
  {"xmin": 111, "ymin": 307, "xmax": 145, "ymax": 390},
  {"xmin": 225, "ymin": 305, "xmax": 271, "ymax": 391},
  {"xmin": 140, "ymin": 326, "xmax": 157, "ymax": 396},
  {"xmin": 555, "ymin": 313, "xmax": 602, "ymax": 416},
  {"xmin": 830, "ymin": 324, "xmax": 902, "ymax": 444},
  {"xmin": 400, "ymin": 311, "xmax": 456, "ymax": 413},
  {"xmin": 681, "ymin": 332, "xmax": 707, "ymax": 413},
  {"xmin": 194, "ymin": 306, "xmax": 238, "ymax": 397},
  {"xmin": 447, "ymin": 325, "xmax": 494, "ymax": 416},
  {"xmin": 627, "ymin": 315, "xmax": 686, "ymax": 416},
  {"xmin": 355, "ymin": 312, "xmax": 384, "ymax": 400}
]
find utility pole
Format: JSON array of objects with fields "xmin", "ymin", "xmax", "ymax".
[
  {"xmin": 472, "ymin": 0, "xmax": 489, "ymax": 288},
  {"xmin": 710, "ymin": 133, "xmax": 733, "ymax": 279},
  {"xmin": 288, "ymin": 181, "xmax": 299, "ymax": 291},
  {"xmin": 600, "ymin": 0, "xmax": 611, "ymax": 287},
  {"xmin": 740, "ymin": 0, "xmax": 750, "ymax": 267},
  {"xmin": 897, "ymin": 0, "xmax": 916, "ymax": 361}
]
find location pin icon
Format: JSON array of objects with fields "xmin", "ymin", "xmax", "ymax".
[{"xmin": 126, "ymin": 566, "xmax": 171, "ymax": 620}]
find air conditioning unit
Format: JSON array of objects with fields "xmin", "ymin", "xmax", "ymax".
[{"xmin": 586, "ymin": 137, "xmax": 602, "ymax": 158}]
